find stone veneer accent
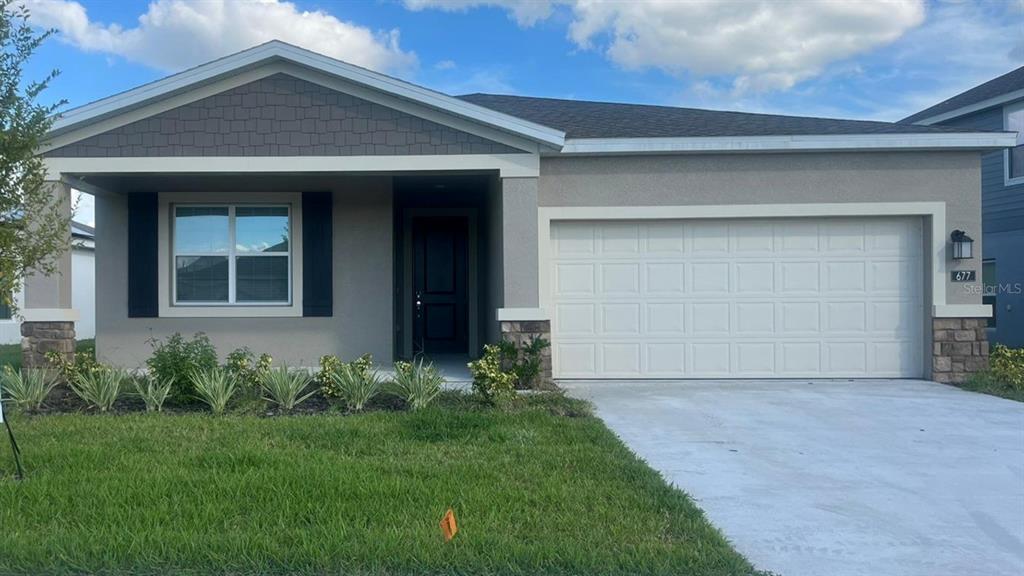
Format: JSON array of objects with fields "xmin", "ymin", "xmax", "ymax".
[
  {"xmin": 21, "ymin": 321, "xmax": 76, "ymax": 370},
  {"xmin": 500, "ymin": 320, "xmax": 552, "ymax": 388},
  {"xmin": 932, "ymin": 317, "xmax": 989, "ymax": 384}
]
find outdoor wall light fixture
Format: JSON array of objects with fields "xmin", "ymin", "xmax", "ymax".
[{"xmin": 950, "ymin": 229, "xmax": 974, "ymax": 260}]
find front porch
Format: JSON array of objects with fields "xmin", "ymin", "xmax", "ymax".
[{"xmin": 34, "ymin": 166, "xmax": 547, "ymax": 372}]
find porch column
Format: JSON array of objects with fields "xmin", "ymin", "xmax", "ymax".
[
  {"xmin": 21, "ymin": 180, "xmax": 78, "ymax": 369},
  {"xmin": 498, "ymin": 176, "xmax": 551, "ymax": 385}
]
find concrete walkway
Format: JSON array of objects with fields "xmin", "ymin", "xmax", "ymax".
[{"xmin": 564, "ymin": 379, "xmax": 1024, "ymax": 576}]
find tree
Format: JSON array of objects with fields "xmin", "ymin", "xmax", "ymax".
[{"xmin": 0, "ymin": 0, "xmax": 68, "ymax": 315}]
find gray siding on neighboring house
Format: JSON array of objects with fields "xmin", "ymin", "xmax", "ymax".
[
  {"xmin": 94, "ymin": 176, "xmax": 394, "ymax": 367},
  {"xmin": 538, "ymin": 151, "xmax": 984, "ymax": 306},
  {"xmin": 937, "ymin": 104, "xmax": 1024, "ymax": 234},
  {"xmin": 935, "ymin": 103, "xmax": 1024, "ymax": 346},
  {"xmin": 46, "ymin": 73, "xmax": 522, "ymax": 158}
]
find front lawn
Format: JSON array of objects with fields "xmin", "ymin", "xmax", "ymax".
[
  {"xmin": 956, "ymin": 371, "xmax": 1024, "ymax": 403},
  {"xmin": 0, "ymin": 394, "xmax": 760, "ymax": 575}
]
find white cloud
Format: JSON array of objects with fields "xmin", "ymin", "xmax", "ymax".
[
  {"xmin": 434, "ymin": 59, "xmax": 457, "ymax": 70},
  {"xmin": 405, "ymin": 0, "xmax": 926, "ymax": 94},
  {"xmin": 435, "ymin": 69, "xmax": 516, "ymax": 95},
  {"xmin": 72, "ymin": 190, "xmax": 94, "ymax": 228},
  {"xmin": 403, "ymin": 0, "xmax": 555, "ymax": 27},
  {"xmin": 24, "ymin": 0, "xmax": 418, "ymax": 73},
  {"xmin": 570, "ymin": 0, "xmax": 926, "ymax": 93}
]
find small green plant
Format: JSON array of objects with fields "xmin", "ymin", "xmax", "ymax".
[
  {"xmin": 226, "ymin": 347, "xmax": 273, "ymax": 392},
  {"xmin": 319, "ymin": 354, "xmax": 372, "ymax": 397},
  {"xmin": 468, "ymin": 345, "xmax": 516, "ymax": 407},
  {"xmin": 146, "ymin": 333, "xmax": 218, "ymax": 400},
  {"xmin": 498, "ymin": 336, "xmax": 550, "ymax": 389},
  {"xmin": 327, "ymin": 355, "xmax": 382, "ymax": 411},
  {"xmin": 260, "ymin": 366, "xmax": 317, "ymax": 411},
  {"xmin": 391, "ymin": 358, "xmax": 444, "ymax": 410},
  {"xmin": 70, "ymin": 367, "xmax": 128, "ymax": 412},
  {"xmin": 190, "ymin": 368, "xmax": 237, "ymax": 415},
  {"xmin": 0, "ymin": 366, "xmax": 59, "ymax": 412},
  {"xmin": 990, "ymin": 344, "xmax": 1024, "ymax": 391},
  {"xmin": 133, "ymin": 374, "xmax": 173, "ymax": 412},
  {"xmin": 45, "ymin": 349, "xmax": 102, "ymax": 385}
]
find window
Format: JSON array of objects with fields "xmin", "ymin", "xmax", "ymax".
[
  {"xmin": 983, "ymin": 259, "xmax": 997, "ymax": 328},
  {"xmin": 173, "ymin": 205, "xmax": 291, "ymax": 305},
  {"xmin": 0, "ymin": 299, "xmax": 10, "ymax": 320},
  {"xmin": 1007, "ymin": 103, "xmax": 1024, "ymax": 182}
]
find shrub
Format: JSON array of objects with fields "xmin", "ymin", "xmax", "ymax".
[
  {"xmin": 990, "ymin": 344, "xmax": 1024, "ymax": 391},
  {"xmin": 468, "ymin": 345, "xmax": 516, "ymax": 407},
  {"xmin": 45, "ymin": 349, "xmax": 102, "ymax": 385},
  {"xmin": 146, "ymin": 333, "xmax": 218, "ymax": 400},
  {"xmin": 190, "ymin": 368, "xmax": 237, "ymax": 415},
  {"xmin": 391, "ymin": 358, "xmax": 444, "ymax": 410},
  {"xmin": 498, "ymin": 336, "xmax": 550, "ymax": 389},
  {"xmin": 0, "ymin": 366, "xmax": 59, "ymax": 412},
  {"xmin": 319, "ymin": 354, "xmax": 371, "ymax": 397},
  {"xmin": 70, "ymin": 367, "xmax": 129, "ymax": 412},
  {"xmin": 226, "ymin": 347, "xmax": 273, "ymax": 395},
  {"xmin": 133, "ymin": 374, "xmax": 173, "ymax": 412},
  {"xmin": 326, "ymin": 355, "xmax": 382, "ymax": 411},
  {"xmin": 260, "ymin": 366, "xmax": 317, "ymax": 411}
]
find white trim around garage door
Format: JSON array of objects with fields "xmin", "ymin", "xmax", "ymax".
[{"xmin": 537, "ymin": 201, "xmax": 952, "ymax": 318}]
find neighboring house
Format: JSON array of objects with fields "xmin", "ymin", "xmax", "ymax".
[
  {"xmin": 0, "ymin": 221, "xmax": 95, "ymax": 344},
  {"xmin": 902, "ymin": 66, "xmax": 1024, "ymax": 348},
  {"xmin": 30, "ymin": 41, "xmax": 1014, "ymax": 382}
]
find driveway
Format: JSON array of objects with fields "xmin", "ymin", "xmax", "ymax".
[{"xmin": 563, "ymin": 379, "xmax": 1024, "ymax": 576}]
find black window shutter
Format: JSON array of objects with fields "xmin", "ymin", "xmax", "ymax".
[
  {"xmin": 127, "ymin": 192, "xmax": 159, "ymax": 318},
  {"xmin": 302, "ymin": 192, "xmax": 333, "ymax": 317}
]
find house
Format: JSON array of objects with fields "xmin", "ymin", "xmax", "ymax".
[
  {"xmin": 0, "ymin": 220, "xmax": 95, "ymax": 344},
  {"xmin": 902, "ymin": 66, "xmax": 1024, "ymax": 348},
  {"xmin": 29, "ymin": 41, "xmax": 1015, "ymax": 382}
]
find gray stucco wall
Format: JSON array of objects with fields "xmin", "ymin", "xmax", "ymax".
[
  {"xmin": 47, "ymin": 73, "xmax": 521, "ymax": 158},
  {"xmin": 538, "ymin": 151, "xmax": 984, "ymax": 306},
  {"xmin": 501, "ymin": 177, "xmax": 540, "ymax": 308},
  {"xmin": 95, "ymin": 177, "xmax": 394, "ymax": 367}
]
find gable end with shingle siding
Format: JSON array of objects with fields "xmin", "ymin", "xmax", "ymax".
[{"xmin": 45, "ymin": 74, "xmax": 524, "ymax": 158}]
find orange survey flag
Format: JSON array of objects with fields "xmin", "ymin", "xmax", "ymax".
[{"xmin": 440, "ymin": 508, "xmax": 458, "ymax": 542}]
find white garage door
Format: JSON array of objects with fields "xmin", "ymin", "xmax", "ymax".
[{"xmin": 550, "ymin": 217, "xmax": 924, "ymax": 379}]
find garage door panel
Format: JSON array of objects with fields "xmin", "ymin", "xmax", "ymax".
[
  {"xmin": 551, "ymin": 217, "xmax": 923, "ymax": 379},
  {"xmin": 600, "ymin": 263, "xmax": 640, "ymax": 294},
  {"xmin": 692, "ymin": 262, "xmax": 730, "ymax": 292}
]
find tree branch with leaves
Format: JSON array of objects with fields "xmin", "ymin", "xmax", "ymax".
[{"xmin": 0, "ymin": 0, "xmax": 68, "ymax": 315}]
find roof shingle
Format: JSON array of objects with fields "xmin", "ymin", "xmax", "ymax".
[{"xmin": 456, "ymin": 93, "xmax": 989, "ymax": 139}]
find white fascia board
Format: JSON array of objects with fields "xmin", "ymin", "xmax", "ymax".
[
  {"xmin": 48, "ymin": 41, "xmax": 565, "ymax": 148},
  {"xmin": 21, "ymin": 308, "xmax": 80, "ymax": 322},
  {"xmin": 496, "ymin": 308, "xmax": 549, "ymax": 322},
  {"xmin": 933, "ymin": 304, "xmax": 993, "ymax": 318},
  {"xmin": 913, "ymin": 89, "xmax": 1024, "ymax": 125},
  {"xmin": 556, "ymin": 132, "xmax": 1018, "ymax": 155},
  {"xmin": 44, "ymin": 154, "xmax": 541, "ymax": 179}
]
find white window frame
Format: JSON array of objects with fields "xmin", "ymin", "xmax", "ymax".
[
  {"xmin": 1003, "ymin": 100, "xmax": 1024, "ymax": 186},
  {"xmin": 157, "ymin": 192, "xmax": 303, "ymax": 318},
  {"xmin": 172, "ymin": 204, "xmax": 292, "ymax": 306}
]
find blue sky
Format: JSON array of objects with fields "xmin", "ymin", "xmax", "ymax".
[{"xmin": 19, "ymin": 0, "xmax": 1024, "ymax": 224}]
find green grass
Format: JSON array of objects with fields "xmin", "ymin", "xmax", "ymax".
[
  {"xmin": 0, "ymin": 394, "xmax": 759, "ymax": 575},
  {"xmin": 0, "ymin": 339, "xmax": 94, "ymax": 372},
  {"xmin": 956, "ymin": 371, "xmax": 1024, "ymax": 403}
]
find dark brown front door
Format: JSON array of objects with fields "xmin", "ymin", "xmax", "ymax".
[{"xmin": 413, "ymin": 216, "xmax": 469, "ymax": 354}]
